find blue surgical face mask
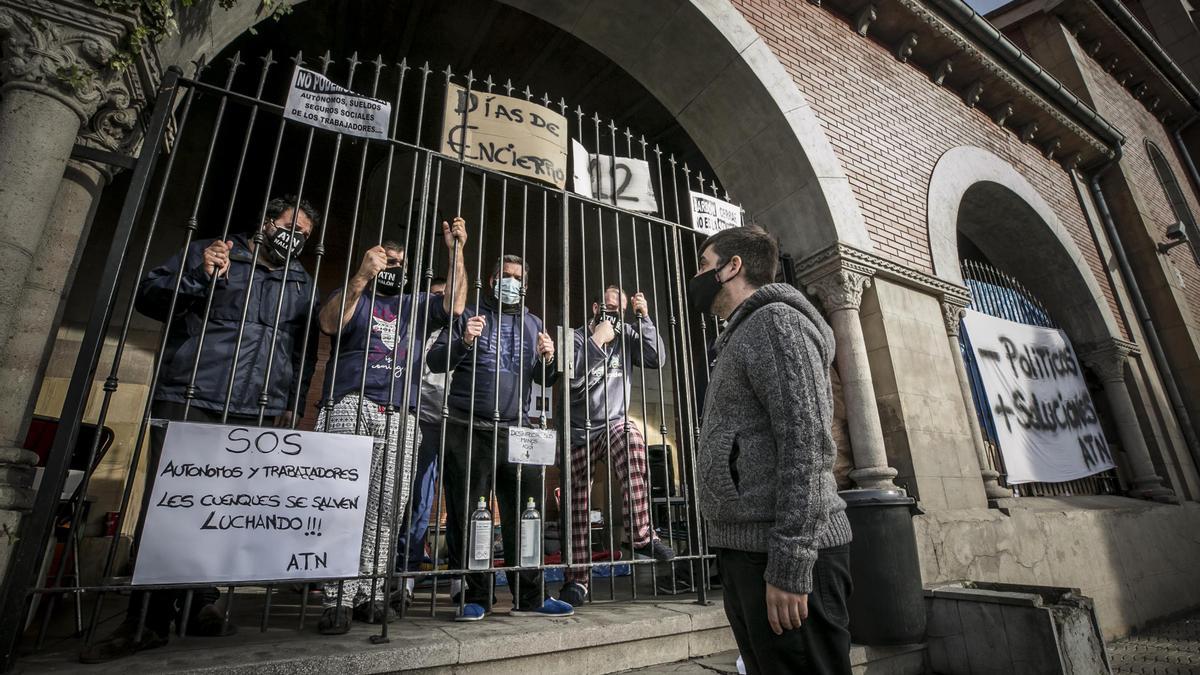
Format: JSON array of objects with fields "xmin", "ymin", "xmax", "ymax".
[{"xmin": 494, "ymin": 276, "xmax": 522, "ymax": 305}]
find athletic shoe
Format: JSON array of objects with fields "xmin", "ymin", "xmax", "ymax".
[
  {"xmin": 455, "ymin": 602, "xmax": 489, "ymax": 622},
  {"xmin": 558, "ymin": 582, "xmax": 589, "ymax": 608},
  {"xmin": 510, "ymin": 597, "xmax": 575, "ymax": 617}
]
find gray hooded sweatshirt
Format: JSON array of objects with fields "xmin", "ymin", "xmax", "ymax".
[
  {"xmin": 698, "ymin": 283, "xmax": 852, "ymax": 595},
  {"xmin": 569, "ymin": 315, "xmax": 664, "ymax": 446}
]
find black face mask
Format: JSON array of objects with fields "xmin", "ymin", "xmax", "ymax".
[
  {"xmin": 266, "ymin": 227, "xmax": 307, "ymax": 265},
  {"xmin": 688, "ymin": 262, "xmax": 727, "ymax": 316},
  {"xmin": 375, "ymin": 267, "xmax": 403, "ymax": 296},
  {"xmin": 597, "ymin": 309, "xmax": 621, "ymax": 327}
]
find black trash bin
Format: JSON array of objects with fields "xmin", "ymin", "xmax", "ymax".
[{"xmin": 840, "ymin": 488, "xmax": 926, "ymax": 645}]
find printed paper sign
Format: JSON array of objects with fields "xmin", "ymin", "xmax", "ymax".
[
  {"xmin": 284, "ymin": 66, "xmax": 392, "ymax": 140},
  {"xmin": 441, "ymin": 84, "xmax": 569, "ymax": 188},
  {"xmin": 133, "ymin": 422, "xmax": 373, "ymax": 585},
  {"xmin": 961, "ymin": 310, "xmax": 1115, "ymax": 484},
  {"xmin": 689, "ymin": 191, "xmax": 742, "ymax": 234},
  {"xmin": 507, "ymin": 426, "xmax": 557, "ymax": 466},
  {"xmin": 571, "ymin": 139, "xmax": 660, "ymax": 214}
]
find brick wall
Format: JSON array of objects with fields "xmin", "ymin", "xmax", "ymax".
[
  {"xmin": 1064, "ymin": 26, "xmax": 1200, "ymax": 324},
  {"xmin": 730, "ymin": 0, "xmax": 1130, "ymax": 337}
]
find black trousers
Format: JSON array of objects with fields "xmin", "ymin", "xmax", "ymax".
[
  {"xmin": 717, "ymin": 545, "xmax": 853, "ymax": 675},
  {"xmin": 128, "ymin": 401, "xmax": 266, "ymax": 633},
  {"xmin": 442, "ymin": 420, "xmax": 544, "ymax": 611}
]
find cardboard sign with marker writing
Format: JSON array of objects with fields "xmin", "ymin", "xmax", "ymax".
[
  {"xmin": 441, "ymin": 84, "xmax": 569, "ymax": 188},
  {"xmin": 132, "ymin": 422, "xmax": 373, "ymax": 585}
]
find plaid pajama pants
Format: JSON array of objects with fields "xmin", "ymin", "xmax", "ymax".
[
  {"xmin": 317, "ymin": 394, "xmax": 417, "ymax": 609},
  {"xmin": 567, "ymin": 420, "xmax": 655, "ymax": 587}
]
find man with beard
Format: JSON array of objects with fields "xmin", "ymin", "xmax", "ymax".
[{"xmin": 81, "ymin": 196, "xmax": 322, "ymax": 663}]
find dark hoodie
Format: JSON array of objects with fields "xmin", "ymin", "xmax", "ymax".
[
  {"xmin": 426, "ymin": 293, "xmax": 559, "ymax": 427},
  {"xmin": 697, "ymin": 283, "xmax": 852, "ymax": 595}
]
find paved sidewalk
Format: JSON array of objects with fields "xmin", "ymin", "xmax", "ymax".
[
  {"xmin": 1110, "ymin": 612, "xmax": 1200, "ymax": 675},
  {"xmin": 618, "ymin": 650, "xmax": 740, "ymax": 674}
]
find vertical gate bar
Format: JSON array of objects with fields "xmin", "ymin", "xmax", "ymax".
[
  {"xmin": 0, "ymin": 66, "xmax": 183, "ymax": 669},
  {"xmin": 437, "ymin": 163, "xmax": 485, "ymax": 618},
  {"xmin": 538, "ymin": 188, "xmax": 550, "ymax": 603},
  {"xmin": 177, "ymin": 53, "xmax": 249, "ymax": 420},
  {"xmin": 513, "ymin": 183, "xmax": 529, "ymax": 610},
  {"xmin": 485, "ymin": 176, "xmax": 509, "ymax": 610},
  {"xmin": 83, "ymin": 63, "xmax": 206, "ymax": 646},
  {"xmin": 574, "ymin": 200, "xmax": 596, "ymax": 595},
  {"xmin": 559, "ymin": 190, "xmax": 574, "ymax": 579},
  {"xmin": 611, "ymin": 209, "xmax": 639, "ymax": 600}
]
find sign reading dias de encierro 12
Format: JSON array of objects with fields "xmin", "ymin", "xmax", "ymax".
[
  {"xmin": 441, "ymin": 84, "xmax": 569, "ymax": 188},
  {"xmin": 284, "ymin": 66, "xmax": 393, "ymax": 141},
  {"xmin": 961, "ymin": 309, "xmax": 1115, "ymax": 484}
]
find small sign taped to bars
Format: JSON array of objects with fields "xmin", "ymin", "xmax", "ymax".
[
  {"xmin": 442, "ymin": 83, "xmax": 569, "ymax": 188},
  {"xmin": 689, "ymin": 190, "xmax": 742, "ymax": 235},
  {"xmin": 507, "ymin": 426, "xmax": 557, "ymax": 466},
  {"xmin": 570, "ymin": 139, "xmax": 660, "ymax": 214},
  {"xmin": 284, "ymin": 66, "xmax": 392, "ymax": 141},
  {"xmin": 132, "ymin": 422, "xmax": 373, "ymax": 585}
]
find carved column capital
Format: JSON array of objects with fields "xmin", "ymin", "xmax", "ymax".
[
  {"xmin": 941, "ymin": 301, "xmax": 966, "ymax": 337},
  {"xmin": 0, "ymin": 1, "xmax": 156, "ymax": 126},
  {"xmin": 1079, "ymin": 338, "xmax": 1139, "ymax": 384},
  {"xmin": 807, "ymin": 269, "xmax": 873, "ymax": 313}
]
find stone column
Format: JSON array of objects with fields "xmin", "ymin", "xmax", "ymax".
[
  {"xmin": 0, "ymin": 0, "xmax": 142, "ymax": 581},
  {"xmin": 1081, "ymin": 340, "xmax": 1177, "ymax": 503},
  {"xmin": 941, "ymin": 301, "xmax": 1011, "ymax": 500},
  {"xmin": 807, "ymin": 268, "xmax": 899, "ymax": 490}
]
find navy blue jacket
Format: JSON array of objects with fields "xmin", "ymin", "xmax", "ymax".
[
  {"xmin": 136, "ymin": 234, "xmax": 319, "ymax": 418},
  {"xmin": 427, "ymin": 294, "xmax": 559, "ymax": 427}
]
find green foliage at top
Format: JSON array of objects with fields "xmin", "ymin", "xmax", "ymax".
[{"xmin": 91, "ymin": 0, "xmax": 292, "ymax": 71}]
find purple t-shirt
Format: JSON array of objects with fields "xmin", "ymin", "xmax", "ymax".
[{"xmin": 321, "ymin": 291, "xmax": 449, "ymax": 409}]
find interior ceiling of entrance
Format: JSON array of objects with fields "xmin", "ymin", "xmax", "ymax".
[{"xmin": 216, "ymin": 0, "xmax": 715, "ymax": 175}]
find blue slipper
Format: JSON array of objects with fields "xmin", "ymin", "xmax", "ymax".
[
  {"xmin": 454, "ymin": 603, "xmax": 489, "ymax": 622},
  {"xmin": 510, "ymin": 597, "xmax": 575, "ymax": 617}
]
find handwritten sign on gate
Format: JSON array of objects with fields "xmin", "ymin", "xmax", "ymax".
[
  {"xmin": 284, "ymin": 66, "xmax": 392, "ymax": 141},
  {"xmin": 689, "ymin": 191, "xmax": 742, "ymax": 234},
  {"xmin": 441, "ymin": 84, "xmax": 569, "ymax": 188},
  {"xmin": 961, "ymin": 310, "xmax": 1115, "ymax": 484},
  {"xmin": 132, "ymin": 422, "xmax": 373, "ymax": 585},
  {"xmin": 570, "ymin": 140, "xmax": 660, "ymax": 213}
]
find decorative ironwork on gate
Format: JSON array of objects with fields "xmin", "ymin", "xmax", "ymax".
[{"xmin": 0, "ymin": 49, "xmax": 736, "ymax": 667}]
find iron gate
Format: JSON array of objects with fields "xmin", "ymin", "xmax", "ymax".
[
  {"xmin": 0, "ymin": 49, "xmax": 729, "ymax": 665},
  {"xmin": 958, "ymin": 258, "xmax": 1122, "ymax": 498}
]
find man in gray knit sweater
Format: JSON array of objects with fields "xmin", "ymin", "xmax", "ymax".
[{"xmin": 690, "ymin": 226, "xmax": 853, "ymax": 674}]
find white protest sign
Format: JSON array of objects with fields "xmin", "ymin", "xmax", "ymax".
[
  {"xmin": 507, "ymin": 426, "xmax": 557, "ymax": 466},
  {"xmin": 961, "ymin": 310, "xmax": 1115, "ymax": 484},
  {"xmin": 689, "ymin": 191, "xmax": 742, "ymax": 234},
  {"xmin": 442, "ymin": 84, "xmax": 568, "ymax": 188},
  {"xmin": 284, "ymin": 66, "xmax": 392, "ymax": 141},
  {"xmin": 570, "ymin": 139, "xmax": 660, "ymax": 214},
  {"xmin": 133, "ymin": 422, "xmax": 373, "ymax": 585}
]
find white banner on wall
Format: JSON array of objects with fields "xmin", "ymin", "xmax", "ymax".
[
  {"xmin": 961, "ymin": 310, "xmax": 1115, "ymax": 484},
  {"xmin": 284, "ymin": 66, "xmax": 392, "ymax": 141},
  {"xmin": 570, "ymin": 140, "xmax": 660, "ymax": 213},
  {"xmin": 133, "ymin": 422, "xmax": 373, "ymax": 585},
  {"xmin": 689, "ymin": 191, "xmax": 742, "ymax": 235}
]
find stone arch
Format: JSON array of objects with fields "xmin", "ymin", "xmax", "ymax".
[
  {"xmin": 159, "ymin": 0, "xmax": 871, "ymax": 258},
  {"xmin": 928, "ymin": 145, "xmax": 1120, "ymax": 344}
]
